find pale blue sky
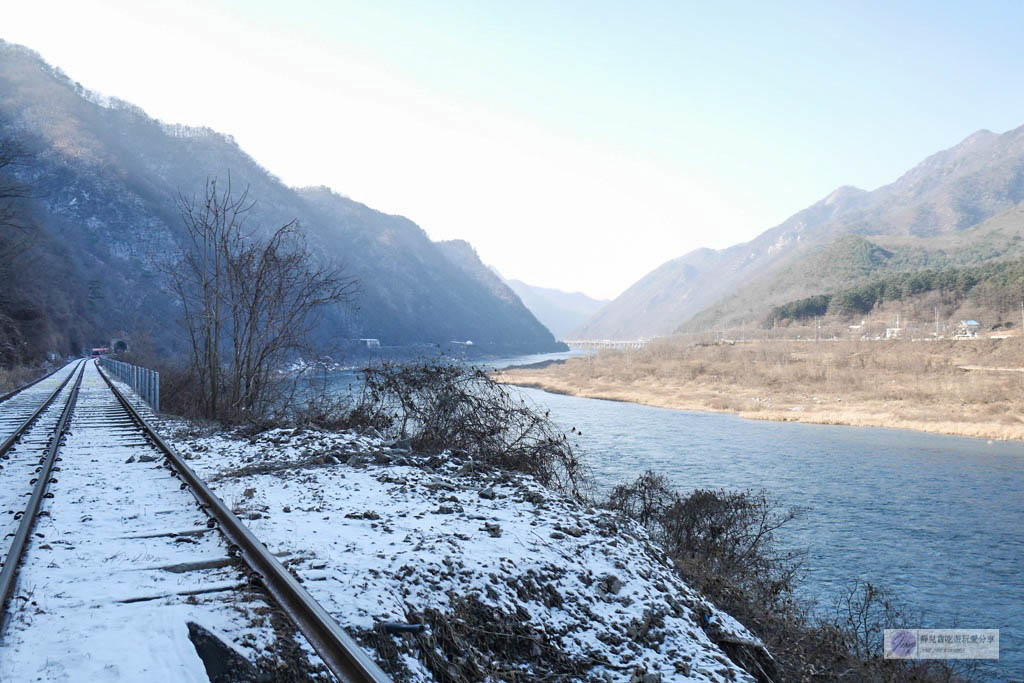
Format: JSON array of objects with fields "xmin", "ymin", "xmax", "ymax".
[{"xmin": 6, "ymin": 1, "xmax": 1024, "ymax": 298}]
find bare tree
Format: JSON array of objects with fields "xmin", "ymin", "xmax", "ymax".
[{"xmin": 166, "ymin": 176, "xmax": 357, "ymax": 421}]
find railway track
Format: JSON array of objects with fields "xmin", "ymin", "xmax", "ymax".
[
  {"xmin": 0, "ymin": 359, "xmax": 389, "ymax": 682},
  {"xmin": 0, "ymin": 362, "xmax": 69, "ymax": 406}
]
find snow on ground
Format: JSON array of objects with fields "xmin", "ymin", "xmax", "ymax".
[
  {"xmin": 0, "ymin": 363, "xmax": 284, "ymax": 682},
  {"xmin": 166, "ymin": 419, "xmax": 765, "ymax": 682}
]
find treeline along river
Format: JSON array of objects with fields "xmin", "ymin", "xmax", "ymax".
[{"xmin": 332, "ymin": 351, "xmax": 1024, "ymax": 680}]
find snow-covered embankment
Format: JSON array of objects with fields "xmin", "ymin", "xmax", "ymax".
[{"xmin": 171, "ymin": 424, "xmax": 766, "ymax": 682}]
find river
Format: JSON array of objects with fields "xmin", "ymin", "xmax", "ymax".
[{"xmin": 339, "ymin": 351, "xmax": 1024, "ymax": 679}]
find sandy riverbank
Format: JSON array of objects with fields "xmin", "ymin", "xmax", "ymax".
[{"xmin": 495, "ymin": 338, "xmax": 1024, "ymax": 441}]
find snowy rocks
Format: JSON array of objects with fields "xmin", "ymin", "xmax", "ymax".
[
  {"xmin": 556, "ymin": 523, "xmax": 587, "ymax": 538},
  {"xmin": 186, "ymin": 622, "xmax": 263, "ymax": 682},
  {"xmin": 344, "ymin": 510, "xmax": 381, "ymax": 521},
  {"xmin": 631, "ymin": 672, "xmax": 663, "ymax": 683},
  {"xmin": 390, "ymin": 438, "xmax": 413, "ymax": 452},
  {"xmin": 478, "ymin": 486, "xmax": 496, "ymax": 499},
  {"xmin": 599, "ymin": 573, "xmax": 626, "ymax": 595}
]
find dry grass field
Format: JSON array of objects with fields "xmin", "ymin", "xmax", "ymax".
[
  {"xmin": 0, "ymin": 365, "xmax": 42, "ymax": 395},
  {"xmin": 495, "ymin": 337, "xmax": 1024, "ymax": 440}
]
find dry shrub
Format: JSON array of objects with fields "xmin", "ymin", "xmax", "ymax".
[
  {"xmin": 826, "ymin": 580, "xmax": 978, "ymax": 682},
  {"xmin": 604, "ymin": 472, "xmax": 974, "ymax": 682},
  {"xmin": 606, "ymin": 472, "xmax": 801, "ymax": 617},
  {"xmin": 350, "ymin": 361, "xmax": 588, "ymax": 498}
]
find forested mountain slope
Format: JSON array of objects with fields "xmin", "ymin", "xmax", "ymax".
[
  {"xmin": 576, "ymin": 126, "xmax": 1024, "ymax": 338},
  {"xmin": 0, "ymin": 41, "xmax": 562, "ymax": 364}
]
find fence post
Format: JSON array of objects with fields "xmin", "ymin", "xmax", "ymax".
[{"xmin": 102, "ymin": 358, "xmax": 159, "ymax": 412}]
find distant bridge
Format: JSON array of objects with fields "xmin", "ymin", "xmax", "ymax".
[{"xmin": 564, "ymin": 339, "xmax": 649, "ymax": 350}]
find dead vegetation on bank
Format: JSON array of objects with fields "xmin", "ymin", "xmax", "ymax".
[{"xmin": 496, "ymin": 337, "xmax": 1024, "ymax": 440}]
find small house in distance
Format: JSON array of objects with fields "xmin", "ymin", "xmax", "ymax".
[{"xmin": 955, "ymin": 320, "xmax": 981, "ymax": 339}]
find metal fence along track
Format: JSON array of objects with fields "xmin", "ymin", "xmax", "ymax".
[{"xmin": 98, "ymin": 357, "xmax": 160, "ymax": 411}]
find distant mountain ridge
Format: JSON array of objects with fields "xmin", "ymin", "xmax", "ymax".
[
  {"xmin": 0, "ymin": 41, "xmax": 563, "ymax": 359},
  {"xmin": 575, "ymin": 125, "xmax": 1024, "ymax": 338},
  {"xmin": 502, "ymin": 279, "xmax": 608, "ymax": 340}
]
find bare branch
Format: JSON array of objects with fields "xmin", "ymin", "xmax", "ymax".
[{"xmin": 163, "ymin": 176, "xmax": 357, "ymax": 422}]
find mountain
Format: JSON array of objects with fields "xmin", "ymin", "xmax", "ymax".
[
  {"xmin": 0, "ymin": 41, "xmax": 563, "ymax": 363},
  {"xmin": 502, "ymin": 279, "xmax": 608, "ymax": 340},
  {"xmin": 571, "ymin": 248, "xmax": 723, "ymax": 339},
  {"xmin": 432, "ymin": 239, "xmax": 563, "ymax": 346},
  {"xmin": 575, "ymin": 127, "xmax": 1024, "ymax": 338},
  {"xmin": 684, "ymin": 203, "xmax": 1024, "ymax": 332}
]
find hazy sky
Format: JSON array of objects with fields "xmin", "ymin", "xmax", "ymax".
[{"xmin": 6, "ymin": 1, "xmax": 1024, "ymax": 299}]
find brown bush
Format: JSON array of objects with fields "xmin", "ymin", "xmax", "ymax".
[
  {"xmin": 604, "ymin": 472, "xmax": 974, "ymax": 682},
  {"xmin": 350, "ymin": 361, "xmax": 588, "ymax": 498}
]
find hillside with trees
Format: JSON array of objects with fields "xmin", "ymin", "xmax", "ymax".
[
  {"xmin": 575, "ymin": 126, "xmax": 1024, "ymax": 339},
  {"xmin": 0, "ymin": 41, "xmax": 563, "ymax": 366},
  {"xmin": 765, "ymin": 259, "xmax": 1024, "ymax": 333}
]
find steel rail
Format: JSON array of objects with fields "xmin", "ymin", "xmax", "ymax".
[
  {"xmin": 0, "ymin": 363, "xmax": 67, "ymax": 405},
  {"xmin": 96, "ymin": 362, "xmax": 391, "ymax": 683},
  {"xmin": 0, "ymin": 361, "xmax": 81, "ymax": 459},
  {"xmin": 0, "ymin": 360, "xmax": 85, "ymax": 623}
]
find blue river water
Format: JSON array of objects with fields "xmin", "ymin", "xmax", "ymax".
[{"xmin": 338, "ymin": 352, "xmax": 1024, "ymax": 679}]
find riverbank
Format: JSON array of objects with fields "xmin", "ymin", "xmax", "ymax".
[{"xmin": 494, "ymin": 338, "xmax": 1024, "ymax": 441}]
